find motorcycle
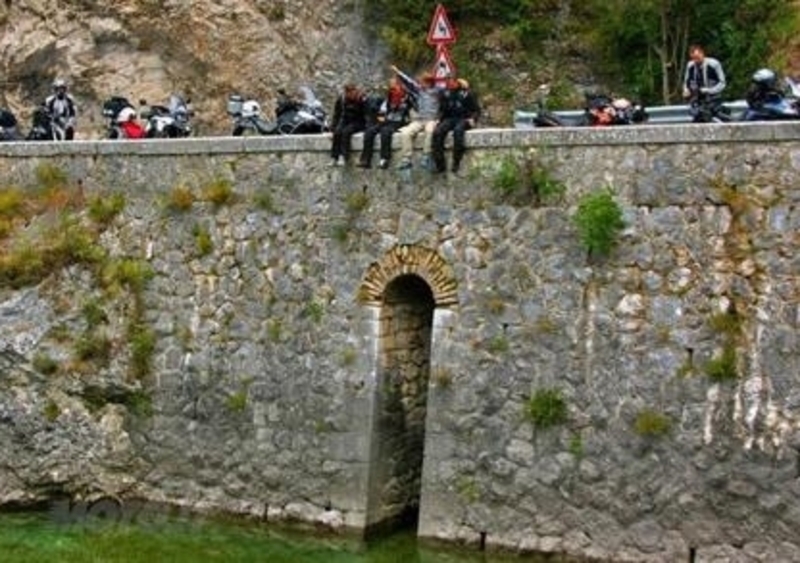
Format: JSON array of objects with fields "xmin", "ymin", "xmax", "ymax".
[
  {"xmin": 102, "ymin": 96, "xmax": 138, "ymax": 139},
  {"xmin": 26, "ymin": 105, "xmax": 74, "ymax": 141},
  {"xmin": 228, "ymin": 94, "xmax": 279, "ymax": 136},
  {"xmin": 581, "ymin": 93, "xmax": 648, "ymax": 126},
  {"xmin": 742, "ymin": 68, "xmax": 800, "ymax": 121},
  {"xmin": 0, "ymin": 108, "xmax": 22, "ymax": 141},
  {"xmin": 227, "ymin": 87, "xmax": 330, "ymax": 136},
  {"xmin": 686, "ymin": 85, "xmax": 731, "ymax": 123},
  {"xmin": 141, "ymin": 94, "xmax": 193, "ymax": 138}
]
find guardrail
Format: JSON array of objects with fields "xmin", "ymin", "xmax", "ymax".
[{"xmin": 513, "ymin": 99, "xmax": 749, "ymax": 128}]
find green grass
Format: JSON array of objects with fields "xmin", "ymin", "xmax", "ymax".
[
  {"xmin": 525, "ymin": 388, "xmax": 568, "ymax": 429},
  {"xmin": 574, "ymin": 188, "xmax": 625, "ymax": 258}
]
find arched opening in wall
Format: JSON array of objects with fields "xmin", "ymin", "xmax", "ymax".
[{"xmin": 364, "ymin": 273, "xmax": 435, "ymax": 538}]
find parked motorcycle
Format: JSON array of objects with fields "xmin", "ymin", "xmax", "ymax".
[
  {"xmin": 228, "ymin": 94, "xmax": 278, "ymax": 136},
  {"xmin": 102, "ymin": 96, "xmax": 138, "ymax": 139},
  {"xmin": 228, "ymin": 87, "xmax": 329, "ymax": 136},
  {"xmin": 742, "ymin": 68, "xmax": 800, "ymax": 121},
  {"xmin": 0, "ymin": 109, "xmax": 21, "ymax": 141},
  {"xmin": 26, "ymin": 104, "xmax": 74, "ymax": 141},
  {"xmin": 142, "ymin": 95, "xmax": 193, "ymax": 138},
  {"xmin": 581, "ymin": 93, "xmax": 648, "ymax": 126}
]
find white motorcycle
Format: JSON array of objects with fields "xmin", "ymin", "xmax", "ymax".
[{"xmin": 142, "ymin": 95, "xmax": 193, "ymax": 138}]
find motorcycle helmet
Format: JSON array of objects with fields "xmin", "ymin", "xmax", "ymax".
[
  {"xmin": 53, "ymin": 78, "xmax": 67, "ymax": 91},
  {"xmin": 241, "ymin": 100, "xmax": 261, "ymax": 118},
  {"xmin": 751, "ymin": 68, "xmax": 777, "ymax": 89},
  {"xmin": 117, "ymin": 107, "xmax": 137, "ymax": 123}
]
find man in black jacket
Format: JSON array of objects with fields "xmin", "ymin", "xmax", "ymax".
[{"xmin": 431, "ymin": 77, "xmax": 480, "ymax": 174}]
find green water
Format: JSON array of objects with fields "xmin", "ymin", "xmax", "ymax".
[{"xmin": 0, "ymin": 513, "xmax": 567, "ymax": 563}]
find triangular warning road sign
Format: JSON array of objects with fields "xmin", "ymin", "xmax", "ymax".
[
  {"xmin": 427, "ymin": 4, "xmax": 457, "ymax": 45},
  {"xmin": 432, "ymin": 46, "xmax": 457, "ymax": 81}
]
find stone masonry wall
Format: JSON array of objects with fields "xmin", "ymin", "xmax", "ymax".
[{"xmin": 0, "ymin": 124, "xmax": 799, "ymax": 562}]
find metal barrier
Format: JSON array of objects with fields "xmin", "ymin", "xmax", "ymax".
[{"xmin": 513, "ymin": 100, "xmax": 749, "ymax": 128}]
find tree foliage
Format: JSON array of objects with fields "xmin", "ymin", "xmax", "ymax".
[{"xmin": 363, "ymin": 0, "xmax": 800, "ymax": 105}]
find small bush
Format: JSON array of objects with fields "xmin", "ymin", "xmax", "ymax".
[
  {"xmin": 107, "ymin": 258, "xmax": 154, "ymax": 293},
  {"xmin": 331, "ymin": 223, "xmax": 350, "ymax": 245},
  {"xmin": 708, "ymin": 310, "xmax": 743, "ymax": 336},
  {"xmin": 82, "ymin": 298, "xmax": 108, "ymax": 329},
  {"xmin": 43, "ymin": 399, "xmax": 61, "ymax": 422},
  {"xmin": 340, "ymin": 346, "xmax": 357, "ymax": 367},
  {"xmin": 344, "ymin": 190, "xmax": 369, "ymax": 214},
  {"xmin": 633, "ymin": 408, "xmax": 672, "ymax": 438},
  {"xmin": 267, "ymin": 319, "xmax": 282, "ymax": 343},
  {"xmin": 226, "ymin": 391, "xmax": 248, "ymax": 413},
  {"xmin": 88, "ymin": 193, "xmax": 125, "ymax": 225},
  {"xmin": 193, "ymin": 224, "xmax": 214, "ymax": 256},
  {"xmin": 491, "ymin": 154, "xmax": 566, "ymax": 206},
  {"xmin": 74, "ymin": 333, "xmax": 112, "ymax": 364},
  {"xmin": 167, "ymin": 184, "xmax": 195, "ymax": 212},
  {"xmin": 129, "ymin": 322, "xmax": 156, "ymax": 380},
  {"xmin": 123, "ymin": 389, "xmax": 153, "ymax": 417},
  {"xmin": 35, "ymin": 163, "xmax": 68, "ymax": 191},
  {"xmin": 304, "ymin": 301, "xmax": 324, "ymax": 323},
  {"xmin": 486, "ymin": 334, "xmax": 509, "ymax": 354},
  {"xmin": 202, "ymin": 178, "xmax": 234, "ymax": 207},
  {"xmin": 574, "ymin": 188, "xmax": 625, "ymax": 258},
  {"xmin": 254, "ymin": 189, "xmax": 278, "ymax": 213},
  {"xmin": 525, "ymin": 388, "xmax": 568, "ymax": 429},
  {"xmin": 0, "ymin": 187, "xmax": 24, "ymax": 218},
  {"xmin": 704, "ymin": 343, "xmax": 738, "ymax": 382},
  {"xmin": 493, "ymin": 155, "xmax": 520, "ymax": 195},
  {"xmin": 33, "ymin": 353, "xmax": 59, "ymax": 375}
]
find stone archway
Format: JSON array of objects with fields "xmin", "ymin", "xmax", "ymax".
[
  {"xmin": 357, "ymin": 245, "xmax": 458, "ymax": 308},
  {"xmin": 358, "ymin": 246, "xmax": 458, "ymax": 537}
]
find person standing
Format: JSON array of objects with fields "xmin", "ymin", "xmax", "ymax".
[
  {"xmin": 431, "ymin": 77, "xmax": 480, "ymax": 174},
  {"xmin": 357, "ymin": 77, "xmax": 411, "ymax": 169},
  {"xmin": 392, "ymin": 66, "xmax": 440, "ymax": 170},
  {"xmin": 45, "ymin": 78, "xmax": 77, "ymax": 140},
  {"xmin": 329, "ymin": 83, "xmax": 367, "ymax": 166},
  {"xmin": 682, "ymin": 44, "xmax": 727, "ymax": 122}
]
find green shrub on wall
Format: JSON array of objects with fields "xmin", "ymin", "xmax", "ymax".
[
  {"xmin": 525, "ymin": 388, "xmax": 568, "ymax": 429},
  {"xmin": 574, "ymin": 188, "xmax": 625, "ymax": 258}
]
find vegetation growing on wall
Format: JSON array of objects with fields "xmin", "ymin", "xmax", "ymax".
[
  {"xmin": 490, "ymin": 152, "xmax": 566, "ymax": 207},
  {"xmin": 525, "ymin": 388, "xmax": 568, "ymax": 429},
  {"xmin": 574, "ymin": 188, "xmax": 625, "ymax": 259},
  {"xmin": 0, "ymin": 164, "xmax": 157, "ymax": 385},
  {"xmin": 633, "ymin": 408, "xmax": 672, "ymax": 438}
]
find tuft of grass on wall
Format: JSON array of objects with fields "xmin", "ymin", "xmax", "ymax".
[
  {"xmin": 88, "ymin": 193, "xmax": 126, "ymax": 226},
  {"xmin": 128, "ymin": 322, "xmax": 156, "ymax": 380},
  {"xmin": 202, "ymin": 178, "xmax": 235, "ymax": 207},
  {"xmin": 704, "ymin": 343, "xmax": 738, "ymax": 382},
  {"xmin": 633, "ymin": 408, "xmax": 672, "ymax": 438},
  {"xmin": 525, "ymin": 388, "xmax": 568, "ymax": 429},
  {"xmin": 192, "ymin": 224, "xmax": 214, "ymax": 256},
  {"xmin": 33, "ymin": 353, "xmax": 59, "ymax": 375},
  {"xmin": 574, "ymin": 188, "xmax": 625, "ymax": 258},
  {"xmin": 167, "ymin": 184, "xmax": 195, "ymax": 213}
]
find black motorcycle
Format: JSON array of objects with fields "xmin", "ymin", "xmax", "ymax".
[
  {"xmin": 228, "ymin": 87, "xmax": 329, "ymax": 136},
  {"xmin": 26, "ymin": 105, "xmax": 74, "ymax": 141},
  {"xmin": 0, "ymin": 108, "xmax": 22, "ymax": 141},
  {"xmin": 142, "ymin": 95, "xmax": 193, "ymax": 138},
  {"xmin": 687, "ymin": 85, "xmax": 731, "ymax": 123},
  {"xmin": 742, "ymin": 68, "xmax": 800, "ymax": 121}
]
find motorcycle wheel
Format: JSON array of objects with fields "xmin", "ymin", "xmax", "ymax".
[{"xmin": 232, "ymin": 126, "xmax": 244, "ymax": 137}]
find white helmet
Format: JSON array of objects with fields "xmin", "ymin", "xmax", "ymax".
[
  {"xmin": 752, "ymin": 68, "xmax": 777, "ymax": 87},
  {"xmin": 241, "ymin": 100, "xmax": 261, "ymax": 118},
  {"xmin": 117, "ymin": 107, "xmax": 137, "ymax": 123},
  {"xmin": 53, "ymin": 78, "xmax": 67, "ymax": 90}
]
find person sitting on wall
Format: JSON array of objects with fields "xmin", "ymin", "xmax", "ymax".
[
  {"xmin": 357, "ymin": 76, "xmax": 411, "ymax": 169},
  {"xmin": 329, "ymin": 83, "xmax": 367, "ymax": 167},
  {"xmin": 431, "ymin": 77, "xmax": 480, "ymax": 174}
]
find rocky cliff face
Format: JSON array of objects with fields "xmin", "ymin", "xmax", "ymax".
[{"xmin": 0, "ymin": 0, "xmax": 387, "ymax": 136}]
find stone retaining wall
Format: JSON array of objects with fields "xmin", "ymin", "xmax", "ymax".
[{"xmin": 0, "ymin": 123, "xmax": 799, "ymax": 562}]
